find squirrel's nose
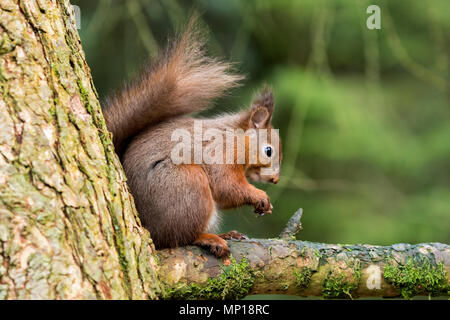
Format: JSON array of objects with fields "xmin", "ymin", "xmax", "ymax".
[{"xmin": 271, "ymin": 176, "xmax": 279, "ymax": 184}]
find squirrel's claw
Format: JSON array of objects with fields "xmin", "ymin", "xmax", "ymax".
[
  {"xmin": 219, "ymin": 230, "xmax": 248, "ymax": 241},
  {"xmin": 254, "ymin": 198, "xmax": 273, "ymax": 216}
]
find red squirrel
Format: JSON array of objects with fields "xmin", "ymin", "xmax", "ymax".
[{"xmin": 102, "ymin": 20, "xmax": 282, "ymax": 258}]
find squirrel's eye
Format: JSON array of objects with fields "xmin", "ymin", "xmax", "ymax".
[{"xmin": 264, "ymin": 146, "xmax": 273, "ymax": 157}]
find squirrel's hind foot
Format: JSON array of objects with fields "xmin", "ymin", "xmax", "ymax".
[{"xmin": 194, "ymin": 233, "xmax": 230, "ymax": 258}]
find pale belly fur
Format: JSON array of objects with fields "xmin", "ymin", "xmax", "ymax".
[{"xmin": 206, "ymin": 203, "xmax": 221, "ymax": 233}]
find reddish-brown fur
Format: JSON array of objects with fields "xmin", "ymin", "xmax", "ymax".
[{"xmin": 103, "ymin": 19, "xmax": 281, "ymax": 258}]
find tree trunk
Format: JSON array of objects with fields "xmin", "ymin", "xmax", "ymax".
[
  {"xmin": 0, "ymin": 0, "xmax": 448, "ymax": 300},
  {"xmin": 0, "ymin": 0, "xmax": 159, "ymax": 299}
]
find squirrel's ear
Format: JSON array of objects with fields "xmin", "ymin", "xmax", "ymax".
[{"xmin": 249, "ymin": 86, "xmax": 274, "ymax": 129}]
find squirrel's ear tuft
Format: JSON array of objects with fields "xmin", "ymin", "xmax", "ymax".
[{"xmin": 249, "ymin": 86, "xmax": 274, "ymax": 128}]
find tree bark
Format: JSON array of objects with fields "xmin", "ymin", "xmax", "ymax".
[
  {"xmin": 0, "ymin": 0, "xmax": 159, "ymax": 299},
  {"xmin": 0, "ymin": 0, "xmax": 449, "ymax": 300}
]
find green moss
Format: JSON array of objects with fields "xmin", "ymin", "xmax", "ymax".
[
  {"xmin": 0, "ymin": 32, "xmax": 16, "ymax": 55},
  {"xmin": 293, "ymin": 267, "xmax": 313, "ymax": 289},
  {"xmin": 163, "ymin": 257, "xmax": 255, "ymax": 300},
  {"xmin": 48, "ymin": 104, "xmax": 56, "ymax": 117},
  {"xmin": 0, "ymin": 82, "xmax": 7, "ymax": 98},
  {"xmin": 106, "ymin": 201, "xmax": 132, "ymax": 298},
  {"xmin": 51, "ymin": 63, "xmax": 60, "ymax": 78},
  {"xmin": 322, "ymin": 261, "xmax": 361, "ymax": 299},
  {"xmin": 314, "ymin": 249, "xmax": 323, "ymax": 259},
  {"xmin": 76, "ymin": 79, "xmax": 94, "ymax": 115},
  {"xmin": 0, "ymin": 61, "xmax": 7, "ymax": 82},
  {"xmin": 322, "ymin": 274, "xmax": 357, "ymax": 299},
  {"xmin": 383, "ymin": 258, "xmax": 449, "ymax": 299},
  {"xmin": 67, "ymin": 111, "xmax": 76, "ymax": 124}
]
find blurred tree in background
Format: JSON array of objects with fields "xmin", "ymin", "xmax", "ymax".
[{"xmin": 74, "ymin": 0, "xmax": 450, "ymax": 245}]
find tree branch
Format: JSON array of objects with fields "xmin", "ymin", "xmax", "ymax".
[
  {"xmin": 279, "ymin": 208, "xmax": 303, "ymax": 239},
  {"xmin": 157, "ymin": 239, "xmax": 449, "ymax": 299}
]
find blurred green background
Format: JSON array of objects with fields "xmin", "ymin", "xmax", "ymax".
[{"xmin": 74, "ymin": 0, "xmax": 450, "ymax": 246}]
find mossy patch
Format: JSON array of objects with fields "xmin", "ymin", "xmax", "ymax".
[
  {"xmin": 322, "ymin": 273, "xmax": 358, "ymax": 299},
  {"xmin": 163, "ymin": 257, "xmax": 255, "ymax": 300},
  {"xmin": 322, "ymin": 260, "xmax": 361, "ymax": 299},
  {"xmin": 0, "ymin": 32, "xmax": 16, "ymax": 55},
  {"xmin": 293, "ymin": 267, "xmax": 313, "ymax": 289},
  {"xmin": 76, "ymin": 79, "xmax": 94, "ymax": 116},
  {"xmin": 383, "ymin": 258, "xmax": 449, "ymax": 299}
]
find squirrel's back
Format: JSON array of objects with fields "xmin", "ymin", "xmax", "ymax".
[{"xmin": 102, "ymin": 18, "xmax": 243, "ymax": 155}]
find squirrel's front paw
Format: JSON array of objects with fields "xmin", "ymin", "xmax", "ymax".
[{"xmin": 254, "ymin": 196, "xmax": 273, "ymax": 216}]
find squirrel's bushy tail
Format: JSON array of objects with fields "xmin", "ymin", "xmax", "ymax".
[{"xmin": 103, "ymin": 18, "xmax": 243, "ymax": 154}]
